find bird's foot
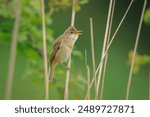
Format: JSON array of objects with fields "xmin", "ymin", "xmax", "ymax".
[{"xmin": 60, "ymin": 63, "xmax": 71, "ymax": 71}]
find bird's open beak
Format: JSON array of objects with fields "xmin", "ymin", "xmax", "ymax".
[{"xmin": 77, "ymin": 31, "xmax": 82, "ymax": 35}]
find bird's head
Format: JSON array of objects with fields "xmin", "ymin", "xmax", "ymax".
[{"xmin": 64, "ymin": 26, "xmax": 82, "ymax": 41}]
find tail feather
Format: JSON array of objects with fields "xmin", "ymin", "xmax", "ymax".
[{"xmin": 48, "ymin": 60, "xmax": 57, "ymax": 81}]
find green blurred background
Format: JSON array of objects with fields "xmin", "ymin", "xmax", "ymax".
[{"xmin": 0, "ymin": 0, "xmax": 150, "ymax": 100}]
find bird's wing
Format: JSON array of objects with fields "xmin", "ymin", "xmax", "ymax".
[{"xmin": 48, "ymin": 35, "xmax": 65, "ymax": 65}]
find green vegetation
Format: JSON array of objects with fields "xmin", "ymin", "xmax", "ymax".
[
  {"xmin": 0, "ymin": 0, "xmax": 150, "ymax": 100},
  {"xmin": 144, "ymin": 8, "xmax": 150, "ymax": 25}
]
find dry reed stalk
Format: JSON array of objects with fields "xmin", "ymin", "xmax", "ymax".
[
  {"xmin": 85, "ymin": 0, "xmax": 134, "ymax": 99},
  {"xmin": 41, "ymin": 0, "xmax": 49, "ymax": 100},
  {"xmin": 85, "ymin": 50, "xmax": 91, "ymax": 100},
  {"xmin": 64, "ymin": 0, "xmax": 76, "ymax": 100},
  {"xmin": 107, "ymin": 0, "xmax": 134, "ymax": 54},
  {"xmin": 89, "ymin": 18, "xmax": 97, "ymax": 98},
  {"xmin": 5, "ymin": 0, "xmax": 21, "ymax": 100},
  {"xmin": 85, "ymin": 50, "xmax": 88, "ymax": 67},
  {"xmin": 100, "ymin": 0, "xmax": 116, "ymax": 100},
  {"xmin": 86, "ymin": 65, "xmax": 91, "ymax": 100},
  {"xmin": 96, "ymin": 0, "xmax": 114, "ymax": 99},
  {"xmin": 125, "ymin": 0, "xmax": 147, "ymax": 100}
]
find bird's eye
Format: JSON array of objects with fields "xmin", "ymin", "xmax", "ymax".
[{"xmin": 70, "ymin": 31, "xmax": 73, "ymax": 34}]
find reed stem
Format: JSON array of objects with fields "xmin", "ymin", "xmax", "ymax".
[
  {"xmin": 125, "ymin": 0, "xmax": 147, "ymax": 100},
  {"xmin": 85, "ymin": 50, "xmax": 91, "ymax": 100},
  {"xmin": 90, "ymin": 18, "xmax": 97, "ymax": 99},
  {"xmin": 85, "ymin": 0, "xmax": 134, "ymax": 99},
  {"xmin": 64, "ymin": 0, "xmax": 76, "ymax": 100},
  {"xmin": 100, "ymin": 0, "xmax": 115, "ymax": 100},
  {"xmin": 96, "ymin": 0, "xmax": 113, "ymax": 99},
  {"xmin": 41, "ymin": 0, "xmax": 49, "ymax": 100},
  {"xmin": 5, "ymin": 0, "xmax": 21, "ymax": 100}
]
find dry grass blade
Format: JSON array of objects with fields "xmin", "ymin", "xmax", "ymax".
[
  {"xmin": 41, "ymin": 0, "xmax": 49, "ymax": 100},
  {"xmin": 125, "ymin": 0, "xmax": 147, "ymax": 100},
  {"xmin": 90, "ymin": 18, "xmax": 97, "ymax": 98},
  {"xmin": 100, "ymin": 0, "xmax": 116, "ymax": 100},
  {"xmin": 5, "ymin": 0, "xmax": 21, "ymax": 100},
  {"xmin": 64, "ymin": 0, "xmax": 76, "ymax": 100},
  {"xmin": 85, "ymin": 0, "xmax": 134, "ymax": 99}
]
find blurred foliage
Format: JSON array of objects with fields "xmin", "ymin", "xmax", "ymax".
[
  {"xmin": 0, "ymin": 0, "xmax": 89, "ymax": 99},
  {"xmin": 144, "ymin": 8, "xmax": 150, "ymax": 25},
  {"xmin": 128, "ymin": 50, "xmax": 150, "ymax": 74},
  {"xmin": 48, "ymin": 0, "xmax": 89, "ymax": 12},
  {"xmin": 128, "ymin": 8, "xmax": 150, "ymax": 74}
]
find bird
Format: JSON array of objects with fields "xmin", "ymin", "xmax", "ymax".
[{"xmin": 48, "ymin": 26, "xmax": 81, "ymax": 81}]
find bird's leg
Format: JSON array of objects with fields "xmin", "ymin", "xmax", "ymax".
[
  {"xmin": 49, "ymin": 76, "xmax": 56, "ymax": 82},
  {"xmin": 59, "ymin": 63, "xmax": 71, "ymax": 71},
  {"xmin": 49, "ymin": 78, "xmax": 54, "ymax": 82}
]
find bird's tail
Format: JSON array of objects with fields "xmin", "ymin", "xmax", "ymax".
[{"xmin": 48, "ymin": 60, "xmax": 58, "ymax": 81}]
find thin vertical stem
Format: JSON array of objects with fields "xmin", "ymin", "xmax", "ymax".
[
  {"xmin": 64, "ymin": 59, "xmax": 71, "ymax": 100},
  {"xmin": 126, "ymin": 0, "xmax": 147, "ymax": 100},
  {"xmin": 100, "ymin": 0, "xmax": 115, "ymax": 100},
  {"xmin": 86, "ymin": 65, "xmax": 91, "ymax": 100},
  {"xmin": 5, "ymin": 0, "xmax": 21, "ymax": 100},
  {"xmin": 41, "ymin": 0, "xmax": 49, "ymax": 100},
  {"xmin": 90, "ymin": 18, "xmax": 97, "ymax": 98},
  {"xmin": 85, "ymin": 50, "xmax": 87, "ymax": 66},
  {"xmin": 64, "ymin": 0, "xmax": 75, "ymax": 100},
  {"xmin": 96, "ymin": 0, "xmax": 113, "ymax": 99},
  {"xmin": 71, "ymin": 1, "xmax": 75, "ymax": 27},
  {"xmin": 85, "ymin": 50, "xmax": 91, "ymax": 100}
]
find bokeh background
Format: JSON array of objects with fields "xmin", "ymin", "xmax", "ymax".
[{"xmin": 0, "ymin": 0, "xmax": 150, "ymax": 100}]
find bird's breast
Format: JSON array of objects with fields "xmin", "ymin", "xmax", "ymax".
[{"xmin": 55, "ymin": 44, "xmax": 72, "ymax": 63}]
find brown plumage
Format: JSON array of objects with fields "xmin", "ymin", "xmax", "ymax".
[{"xmin": 48, "ymin": 26, "xmax": 81, "ymax": 81}]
